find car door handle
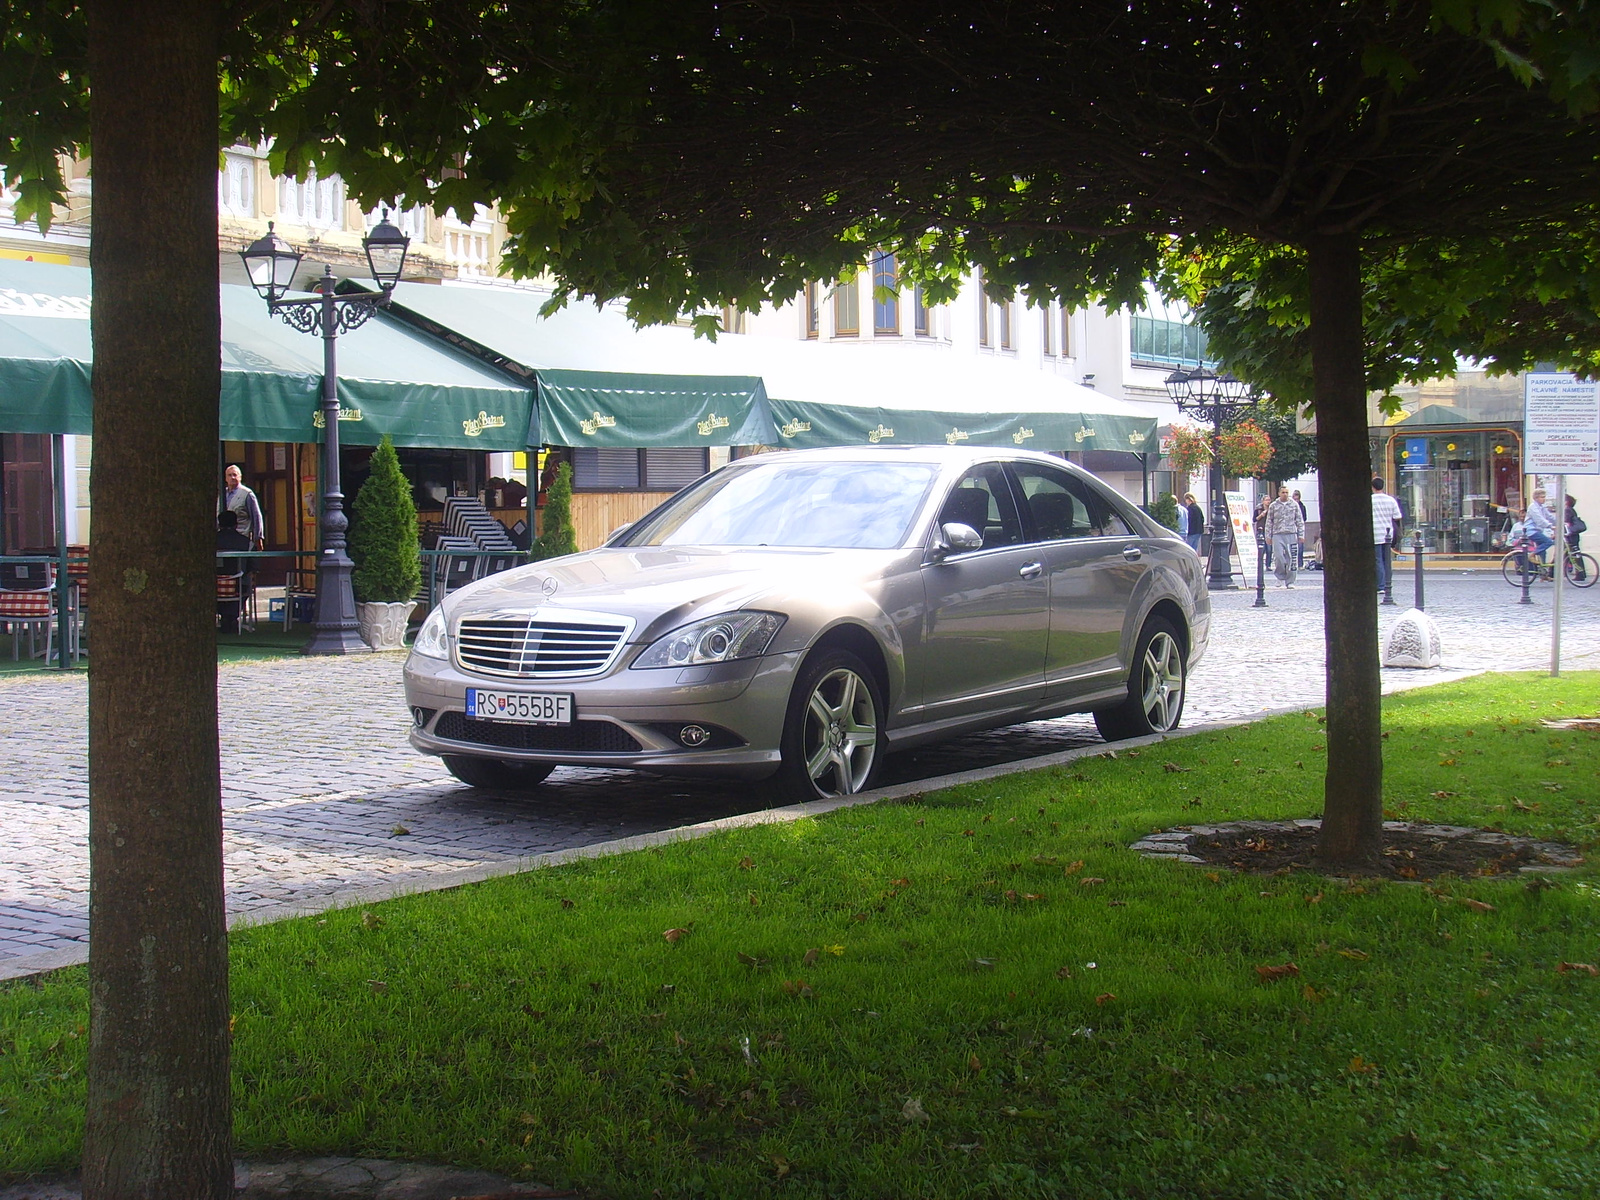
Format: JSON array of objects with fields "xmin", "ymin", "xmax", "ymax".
[
  {"xmin": 1122, "ymin": 545, "xmax": 1143, "ymax": 562},
  {"xmin": 1019, "ymin": 561, "xmax": 1043, "ymax": 579}
]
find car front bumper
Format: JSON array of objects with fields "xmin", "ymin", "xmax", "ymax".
[{"xmin": 403, "ymin": 647, "xmax": 807, "ymax": 778}]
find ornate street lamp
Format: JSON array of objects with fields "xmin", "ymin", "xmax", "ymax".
[
  {"xmin": 240, "ymin": 214, "xmax": 410, "ymax": 654},
  {"xmin": 1165, "ymin": 365, "xmax": 1258, "ymax": 591}
]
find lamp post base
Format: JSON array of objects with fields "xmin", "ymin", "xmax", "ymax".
[{"xmin": 302, "ymin": 553, "xmax": 372, "ymax": 656}]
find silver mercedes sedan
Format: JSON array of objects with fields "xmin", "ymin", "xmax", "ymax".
[{"xmin": 404, "ymin": 446, "xmax": 1209, "ymax": 800}]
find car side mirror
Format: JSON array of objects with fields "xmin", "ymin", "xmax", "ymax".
[
  {"xmin": 933, "ymin": 522, "xmax": 983, "ymax": 559},
  {"xmin": 604, "ymin": 522, "xmax": 634, "ymax": 545}
]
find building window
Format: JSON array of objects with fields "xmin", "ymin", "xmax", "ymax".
[
  {"xmin": 977, "ymin": 270, "xmax": 990, "ymax": 347},
  {"xmin": 217, "ymin": 150, "xmax": 256, "ymax": 218},
  {"xmin": 833, "ymin": 274, "xmax": 859, "ymax": 337},
  {"xmin": 1061, "ymin": 308, "xmax": 1073, "ymax": 358},
  {"xmin": 277, "ymin": 170, "xmax": 345, "ymax": 231},
  {"xmin": 803, "ymin": 282, "xmax": 820, "ymax": 338},
  {"xmin": 871, "ymin": 250, "xmax": 899, "ymax": 335},
  {"xmin": 1130, "ymin": 314, "xmax": 1210, "ymax": 366},
  {"xmin": 913, "ymin": 283, "xmax": 933, "ymax": 336},
  {"xmin": 721, "ymin": 306, "xmax": 747, "ymax": 335},
  {"xmin": 997, "ymin": 296, "xmax": 1013, "ymax": 350},
  {"xmin": 1042, "ymin": 307, "xmax": 1055, "ymax": 356},
  {"xmin": 571, "ymin": 447, "xmax": 711, "ymax": 492}
]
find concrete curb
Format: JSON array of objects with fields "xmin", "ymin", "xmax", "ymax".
[{"xmin": 0, "ymin": 664, "xmax": 1492, "ymax": 984}]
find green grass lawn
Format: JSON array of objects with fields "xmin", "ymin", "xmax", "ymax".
[{"xmin": 5, "ymin": 673, "xmax": 1600, "ymax": 1198}]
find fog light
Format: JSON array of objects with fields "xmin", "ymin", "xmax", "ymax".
[
  {"xmin": 679, "ymin": 724, "xmax": 710, "ymax": 747},
  {"xmin": 412, "ymin": 707, "xmax": 436, "ymax": 728}
]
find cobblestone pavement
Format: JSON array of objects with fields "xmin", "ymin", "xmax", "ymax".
[{"xmin": 2, "ymin": 570, "xmax": 1596, "ymax": 972}]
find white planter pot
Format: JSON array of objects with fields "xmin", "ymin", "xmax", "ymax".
[{"xmin": 356, "ymin": 600, "xmax": 415, "ymax": 651}]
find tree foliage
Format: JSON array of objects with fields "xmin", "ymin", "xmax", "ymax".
[
  {"xmin": 533, "ymin": 461, "xmax": 578, "ymax": 560},
  {"xmin": 349, "ymin": 435, "xmax": 422, "ymax": 604}
]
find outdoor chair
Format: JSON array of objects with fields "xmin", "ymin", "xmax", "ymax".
[{"xmin": 0, "ymin": 561, "xmax": 78, "ymax": 663}]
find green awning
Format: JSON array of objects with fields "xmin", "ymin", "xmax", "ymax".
[
  {"xmin": 769, "ymin": 400, "xmax": 1157, "ymax": 454},
  {"xmin": 0, "ymin": 259, "xmax": 533, "ymax": 448},
  {"xmin": 381, "ymin": 283, "xmax": 778, "ymax": 447},
  {"xmin": 537, "ymin": 368, "xmax": 771, "ymax": 447}
]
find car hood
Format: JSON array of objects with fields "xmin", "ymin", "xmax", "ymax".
[{"xmin": 445, "ymin": 545, "xmax": 895, "ymax": 640}]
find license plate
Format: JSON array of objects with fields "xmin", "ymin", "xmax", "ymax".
[{"xmin": 466, "ymin": 688, "xmax": 573, "ymax": 725}]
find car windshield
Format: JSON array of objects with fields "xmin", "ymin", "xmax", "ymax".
[{"xmin": 622, "ymin": 460, "xmax": 940, "ymax": 549}]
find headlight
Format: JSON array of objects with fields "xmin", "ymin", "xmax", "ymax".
[
  {"xmin": 411, "ymin": 607, "xmax": 449, "ymax": 659},
  {"xmin": 632, "ymin": 611, "xmax": 785, "ymax": 669}
]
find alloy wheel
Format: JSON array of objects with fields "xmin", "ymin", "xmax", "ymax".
[{"xmin": 802, "ymin": 667, "xmax": 879, "ymax": 795}]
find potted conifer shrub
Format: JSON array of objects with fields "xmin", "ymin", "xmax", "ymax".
[
  {"xmin": 349, "ymin": 435, "xmax": 422, "ymax": 650},
  {"xmin": 532, "ymin": 460, "xmax": 579, "ymax": 560}
]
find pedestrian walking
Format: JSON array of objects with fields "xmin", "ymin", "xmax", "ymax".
[
  {"xmin": 1371, "ymin": 476, "xmax": 1402, "ymax": 593},
  {"xmin": 1567, "ymin": 495, "xmax": 1588, "ymax": 581},
  {"xmin": 1183, "ymin": 492, "xmax": 1205, "ymax": 555},
  {"xmin": 1254, "ymin": 493, "xmax": 1273, "ymax": 571},
  {"xmin": 219, "ymin": 463, "xmax": 265, "ymax": 551},
  {"xmin": 1264, "ymin": 484, "xmax": 1306, "ymax": 587},
  {"xmin": 1293, "ymin": 489, "xmax": 1308, "ymax": 567}
]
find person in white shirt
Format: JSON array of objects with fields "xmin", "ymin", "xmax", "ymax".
[
  {"xmin": 1524, "ymin": 488, "xmax": 1557, "ymax": 567},
  {"xmin": 1371, "ymin": 476, "xmax": 1402, "ymax": 593}
]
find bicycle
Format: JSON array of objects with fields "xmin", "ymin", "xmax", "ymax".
[{"xmin": 1500, "ymin": 534, "xmax": 1597, "ymax": 588}]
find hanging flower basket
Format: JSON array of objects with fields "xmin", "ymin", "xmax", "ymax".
[
  {"xmin": 1164, "ymin": 425, "xmax": 1212, "ymax": 472},
  {"xmin": 1219, "ymin": 418, "xmax": 1274, "ymax": 478}
]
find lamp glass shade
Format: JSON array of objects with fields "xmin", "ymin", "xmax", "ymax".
[
  {"xmin": 239, "ymin": 223, "xmax": 302, "ymax": 302},
  {"xmin": 363, "ymin": 215, "xmax": 410, "ymax": 289}
]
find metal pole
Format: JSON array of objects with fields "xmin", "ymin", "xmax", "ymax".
[
  {"xmin": 52, "ymin": 434, "xmax": 71, "ymax": 669},
  {"xmin": 1520, "ymin": 535, "xmax": 1533, "ymax": 604},
  {"xmin": 1412, "ymin": 525, "xmax": 1425, "ymax": 611},
  {"xmin": 1552, "ymin": 473, "xmax": 1564, "ymax": 677},
  {"xmin": 1206, "ymin": 418, "xmax": 1235, "ymax": 590},
  {"xmin": 303, "ymin": 265, "xmax": 369, "ymax": 655},
  {"xmin": 1253, "ymin": 538, "xmax": 1267, "ymax": 607}
]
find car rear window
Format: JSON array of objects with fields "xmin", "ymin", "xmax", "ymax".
[{"xmin": 621, "ymin": 460, "xmax": 940, "ymax": 549}]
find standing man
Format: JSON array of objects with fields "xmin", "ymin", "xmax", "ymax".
[
  {"xmin": 1293, "ymin": 489, "xmax": 1308, "ymax": 567},
  {"xmin": 220, "ymin": 463, "xmax": 265, "ymax": 550},
  {"xmin": 1183, "ymin": 492, "xmax": 1205, "ymax": 555},
  {"xmin": 1371, "ymin": 476, "xmax": 1403, "ymax": 594},
  {"xmin": 1265, "ymin": 484, "xmax": 1306, "ymax": 588}
]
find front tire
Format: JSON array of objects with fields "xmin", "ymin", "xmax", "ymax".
[
  {"xmin": 442, "ymin": 755, "xmax": 556, "ymax": 792},
  {"xmin": 1094, "ymin": 616, "xmax": 1187, "ymax": 742},
  {"xmin": 776, "ymin": 649, "xmax": 886, "ymax": 802}
]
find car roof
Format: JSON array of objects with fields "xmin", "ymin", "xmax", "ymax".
[{"xmin": 730, "ymin": 445, "xmax": 1092, "ymax": 470}]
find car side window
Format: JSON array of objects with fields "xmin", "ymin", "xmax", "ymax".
[
  {"xmin": 937, "ymin": 464, "xmax": 1024, "ymax": 549},
  {"xmin": 1094, "ymin": 498, "xmax": 1135, "ymax": 537},
  {"xmin": 1008, "ymin": 462, "xmax": 1105, "ymax": 541}
]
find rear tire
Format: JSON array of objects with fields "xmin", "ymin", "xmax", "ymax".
[
  {"xmin": 776, "ymin": 648, "xmax": 886, "ymax": 802},
  {"xmin": 442, "ymin": 755, "xmax": 556, "ymax": 792},
  {"xmin": 1094, "ymin": 616, "xmax": 1187, "ymax": 742}
]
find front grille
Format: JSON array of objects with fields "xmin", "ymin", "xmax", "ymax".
[
  {"xmin": 455, "ymin": 613, "xmax": 631, "ymax": 679},
  {"xmin": 434, "ymin": 711, "xmax": 643, "ymax": 753}
]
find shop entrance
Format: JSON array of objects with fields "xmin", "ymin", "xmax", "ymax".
[{"xmin": 1390, "ymin": 428, "xmax": 1520, "ymax": 555}]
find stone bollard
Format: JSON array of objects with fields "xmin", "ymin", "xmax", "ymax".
[{"xmin": 1382, "ymin": 607, "xmax": 1443, "ymax": 668}]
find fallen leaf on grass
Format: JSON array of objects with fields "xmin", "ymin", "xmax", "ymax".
[
  {"xmin": 360, "ymin": 911, "xmax": 383, "ymax": 929},
  {"xmin": 1022, "ymin": 893, "xmax": 1046, "ymax": 902},
  {"xmin": 1305, "ymin": 892, "xmax": 1323, "ymax": 905},
  {"xmin": 1459, "ymin": 898, "xmax": 1495, "ymax": 913},
  {"xmin": 1338, "ymin": 949, "xmax": 1371, "ymax": 961},
  {"xmin": 770, "ymin": 1154, "xmax": 793, "ymax": 1179},
  {"xmin": 1347, "ymin": 1055, "xmax": 1377, "ymax": 1075},
  {"xmin": 1439, "ymin": 758, "xmax": 1457, "ymax": 767},
  {"xmin": 559, "ymin": 898, "xmax": 575, "ymax": 910},
  {"xmin": 1064, "ymin": 860, "xmax": 1085, "ymax": 875},
  {"xmin": 738, "ymin": 952, "xmax": 770, "ymax": 970},
  {"xmin": 901, "ymin": 1097, "xmax": 930, "ymax": 1124},
  {"xmin": 1162, "ymin": 762, "xmax": 1192, "ymax": 773},
  {"xmin": 748, "ymin": 891, "xmax": 760, "ymax": 907},
  {"xmin": 892, "ymin": 877, "xmax": 911, "ymax": 888},
  {"xmin": 1513, "ymin": 798, "xmax": 1541, "ymax": 812},
  {"xmin": 1055, "ymin": 966, "xmax": 1073, "ymax": 979},
  {"xmin": 521, "ymin": 1005, "xmax": 546, "ymax": 1020},
  {"xmin": 1557, "ymin": 962, "xmax": 1599, "ymax": 976},
  {"xmin": 367, "ymin": 979, "xmax": 388, "ymax": 994},
  {"xmin": 1255, "ymin": 962, "xmax": 1301, "ymax": 982},
  {"xmin": 663, "ymin": 928, "xmax": 688, "ymax": 943},
  {"xmin": 1031, "ymin": 855, "xmax": 1059, "ymax": 866},
  {"xmin": 803, "ymin": 948, "xmax": 819, "ymax": 966},
  {"xmin": 970, "ymin": 958, "xmax": 998, "ymax": 970},
  {"xmin": 1302, "ymin": 985, "xmax": 1325, "ymax": 1004},
  {"xmin": 962, "ymin": 829, "xmax": 976, "ymax": 838},
  {"xmin": 738, "ymin": 856, "xmax": 754, "ymax": 871},
  {"xmin": 1430, "ymin": 790, "xmax": 1459, "ymax": 799},
  {"xmin": 1080, "ymin": 877, "xmax": 1105, "ymax": 887},
  {"xmin": 968, "ymin": 1053, "xmax": 982, "ymax": 1072},
  {"xmin": 1094, "ymin": 992, "xmax": 1116, "ymax": 1006},
  {"xmin": 780, "ymin": 978, "xmax": 814, "ymax": 998}
]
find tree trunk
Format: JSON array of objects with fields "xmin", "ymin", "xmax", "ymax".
[
  {"xmin": 83, "ymin": 4, "xmax": 231, "ymax": 1197},
  {"xmin": 1306, "ymin": 232, "xmax": 1383, "ymax": 869}
]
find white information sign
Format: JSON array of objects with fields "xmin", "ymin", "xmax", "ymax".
[
  {"xmin": 1524, "ymin": 373, "xmax": 1600, "ymax": 475},
  {"xmin": 1225, "ymin": 490, "xmax": 1258, "ymax": 571}
]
